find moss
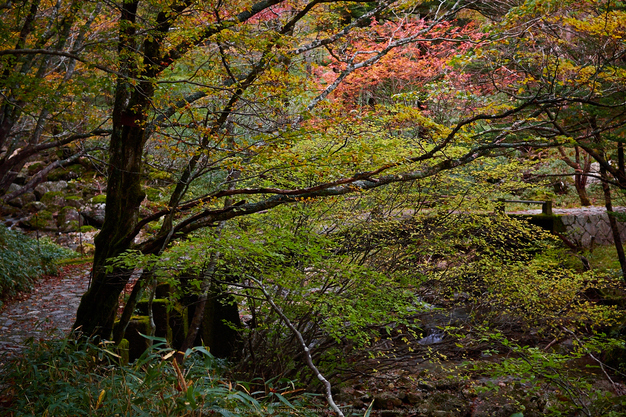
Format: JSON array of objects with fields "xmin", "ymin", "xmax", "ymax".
[
  {"xmin": 148, "ymin": 171, "xmax": 173, "ymax": 182},
  {"xmin": 117, "ymin": 338, "xmax": 130, "ymax": 366},
  {"xmin": 80, "ymin": 225, "xmax": 97, "ymax": 233},
  {"xmin": 40, "ymin": 191, "xmax": 64, "ymax": 205},
  {"xmin": 124, "ymin": 316, "xmax": 152, "ymax": 362},
  {"xmin": 57, "ymin": 257, "xmax": 94, "ymax": 265},
  {"xmin": 144, "ymin": 187, "xmax": 163, "ymax": 202},
  {"xmin": 34, "ymin": 210, "xmax": 53, "ymax": 220},
  {"xmin": 55, "ymin": 164, "xmax": 86, "ymax": 180},
  {"xmin": 27, "ymin": 162, "xmax": 45, "ymax": 175},
  {"xmin": 90, "ymin": 194, "xmax": 107, "ymax": 204}
]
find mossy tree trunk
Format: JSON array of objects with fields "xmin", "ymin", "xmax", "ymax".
[{"xmin": 73, "ymin": 1, "xmax": 176, "ymax": 338}]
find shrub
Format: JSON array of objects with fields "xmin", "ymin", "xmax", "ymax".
[
  {"xmin": 0, "ymin": 224, "xmax": 75, "ymax": 301},
  {"xmin": 0, "ymin": 337, "xmax": 315, "ymax": 416}
]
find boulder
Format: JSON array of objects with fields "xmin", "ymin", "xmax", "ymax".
[
  {"xmin": 5, "ymin": 183, "xmax": 36, "ymax": 208},
  {"xmin": 22, "ymin": 209, "xmax": 57, "ymax": 231},
  {"xmin": 57, "ymin": 206, "xmax": 80, "ymax": 232},
  {"xmin": 40, "ymin": 191, "xmax": 67, "ymax": 207},
  {"xmin": 64, "ymin": 195, "xmax": 84, "ymax": 209},
  {"xmin": 46, "ymin": 164, "xmax": 85, "ymax": 181},
  {"xmin": 34, "ymin": 180, "xmax": 68, "ymax": 200},
  {"xmin": 80, "ymin": 201, "xmax": 105, "ymax": 228},
  {"xmin": 24, "ymin": 201, "xmax": 46, "ymax": 212}
]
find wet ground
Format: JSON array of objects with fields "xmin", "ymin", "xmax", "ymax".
[{"xmin": 0, "ymin": 263, "xmax": 91, "ymax": 368}]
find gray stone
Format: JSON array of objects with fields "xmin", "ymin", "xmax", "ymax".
[
  {"xmin": 24, "ymin": 201, "xmax": 46, "ymax": 212},
  {"xmin": 57, "ymin": 206, "xmax": 80, "ymax": 232},
  {"xmin": 373, "ymin": 392, "xmax": 404, "ymax": 409},
  {"xmin": 406, "ymin": 391, "xmax": 423, "ymax": 404},
  {"xmin": 40, "ymin": 191, "xmax": 67, "ymax": 207},
  {"xmin": 34, "ymin": 180, "xmax": 68, "ymax": 200},
  {"xmin": 5, "ymin": 184, "xmax": 36, "ymax": 208},
  {"xmin": 80, "ymin": 202, "xmax": 105, "ymax": 227},
  {"xmin": 418, "ymin": 381, "xmax": 436, "ymax": 391},
  {"xmin": 64, "ymin": 196, "xmax": 84, "ymax": 208}
]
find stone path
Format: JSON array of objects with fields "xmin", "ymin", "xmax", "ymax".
[{"xmin": 0, "ymin": 263, "xmax": 91, "ymax": 369}]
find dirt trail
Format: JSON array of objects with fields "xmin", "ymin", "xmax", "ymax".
[{"xmin": 0, "ymin": 263, "xmax": 91, "ymax": 368}]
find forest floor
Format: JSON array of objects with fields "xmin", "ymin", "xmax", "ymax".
[{"xmin": 0, "ymin": 262, "xmax": 91, "ymax": 370}]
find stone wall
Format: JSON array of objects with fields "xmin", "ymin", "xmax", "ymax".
[{"xmin": 558, "ymin": 207, "xmax": 626, "ymax": 247}]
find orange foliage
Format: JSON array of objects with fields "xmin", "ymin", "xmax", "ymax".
[{"xmin": 314, "ymin": 18, "xmax": 484, "ymax": 109}]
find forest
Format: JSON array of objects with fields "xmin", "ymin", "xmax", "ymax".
[{"xmin": 0, "ymin": 0, "xmax": 626, "ymax": 415}]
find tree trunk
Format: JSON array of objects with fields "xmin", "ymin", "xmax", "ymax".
[
  {"xmin": 574, "ymin": 175, "xmax": 591, "ymax": 207},
  {"xmin": 73, "ymin": 1, "xmax": 150, "ymax": 338},
  {"xmin": 559, "ymin": 146, "xmax": 592, "ymax": 206}
]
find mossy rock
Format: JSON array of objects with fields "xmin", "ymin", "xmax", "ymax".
[
  {"xmin": 0, "ymin": 204, "xmax": 20, "ymax": 216},
  {"xmin": 148, "ymin": 170, "xmax": 173, "ymax": 182},
  {"xmin": 144, "ymin": 187, "xmax": 163, "ymax": 202},
  {"xmin": 24, "ymin": 201, "xmax": 45, "ymax": 212},
  {"xmin": 40, "ymin": 191, "xmax": 66, "ymax": 207},
  {"xmin": 64, "ymin": 195, "xmax": 84, "ymax": 208},
  {"xmin": 77, "ymin": 243, "xmax": 95, "ymax": 256},
  {"xmin": 145, "ymin": 221, "xmax": 161, "ymax": 233},
  {"xmin": 136, "ymin": 299, "xmax": 171, "ymax": 342},
  {"xmin": 117, "ymin": 338, "xmax": 130, "ymax": 366},
  {"xmin": 124, "ymin": 315, "xmax": 152, "ymax": 362},
  {"xmin": 89, "ymin": 194, "xmax": 107, "ymax": 204},
  {"xmin": 57, "ymin": 206, "xmax": 80, "ymax": 232},
  {"xmin": 34, "ymin": 210, "xmax": 54, "ymax": 220},
  {"xmin": 27, "ymin": 162, "xmax": 45, "ymax": 175},
  {"xmin": 80, "ymin": 225, "xmax": 97, "ymax": 233},
  {"xmin": 27, "ymin": 210, "xmax": 56, "ymax": 230},
  {"xmin": 47, "ymin": 164, "xmax": 86, "ymax": 181}
]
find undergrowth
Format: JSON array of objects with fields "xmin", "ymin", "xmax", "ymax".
[
  {"xmin": 0, "ymin": 224, "xmax": 75, "ymax": 303},
  {"xmin": 0, "ymin": 336, "xmax": 319, "ymax": 416}
]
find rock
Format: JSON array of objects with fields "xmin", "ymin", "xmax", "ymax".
[
  {"xmin": 24, "ymin": 201, "xmax": 46, "ymax": 212},
  {"xmin": 373, "ymin": 392, "xmax": 403, "ymax": 409},
  {"xmin": 46, "ymin": 164, "xmax": 85, "ymax": 181},
  {"xmin": 21, "ymin": 209, "xmax": 56, "ymax": 231},
  {"xmin": 64, "ymin": 195, "xmax": 84, "ymax": 209},
  {"xmin": 406, "ymin": 391, "xmax": 423, "ymax": 404},
  {"xmin": 57, "ymin": 206, "xmax": 80, "ymax": 232},
  {"xmin": 418, "ymin": 381, "xmax": 436, "ymax": 391},
  {"xmin": 80, "ymin": 202, "xmax": 105, "ymax": 228},
  {"xmin": 34, "ymin": 180, "xmax": 68, "ymax": 200},
  {"xmin": 5, "ymin": 183, "xmax": 36, "ymax": 208},
  {"xmin": 40, "ymin": 191, "xmax": 67, "ymax": 207}
]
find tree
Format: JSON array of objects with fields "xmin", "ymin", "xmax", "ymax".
[
  {"xmin": 464, "ymin": 0, "xmax": 626, "ymax": 273},
  {"xmin": 0, "ymin": 0, "xmax": 114, "ymax": 201},
  {"xmin": 71, "ymin": 0, "xmax": 526, "ymax": 340}
]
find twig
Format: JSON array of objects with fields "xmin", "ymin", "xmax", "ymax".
[
  {"xmin": 247, "ymin": 275, "xmax": 345, "ymax": 417},
  {"xmin": 562, "ymin": 327, "xmax": 624, "ymax": 395}
]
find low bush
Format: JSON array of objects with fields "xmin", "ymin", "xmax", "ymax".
[
  {"xmin": 0, "ymin": 224, "xmax": 76, "ymax": 302},
  {"xmin": 0, "ymin": 337, "xmax": 317, "ymax": 416}
]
